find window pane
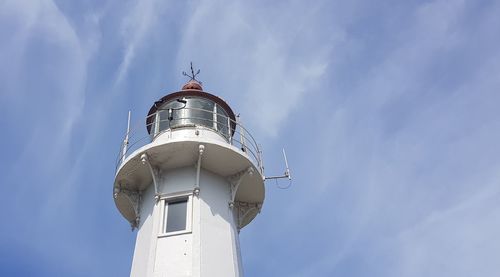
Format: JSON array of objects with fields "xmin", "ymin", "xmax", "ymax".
[
  {"xmin": 157, "ymin": 98, "xmax": 216, "ymax": 130},
  {"xmin": 187, "ymin": 98, "xmax": 214, "ymax": 128},
  {"xmin": 157, "ymin": 101, "xmax": 183, "ymax": 131},
  {"xmin": 158, "ymin": 110, "xmax": 171, "ymax": 132},
  {"xmin": 216, "ymin": 104, "xmax": 230, "ymax": 139},
  {"xmin": 166, "ymin": 199, "xmax": 187, "ymax": 232}
]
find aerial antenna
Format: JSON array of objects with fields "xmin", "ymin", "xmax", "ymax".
[
  {"xmin": 264, "ymin": 148, "xmax": 292, "ymax": 189},
  {"xmin": 182, "ymin": 62, "xmax": 201, "ymax": 82},
  {"xmin": 121, "ymin": 111, "xmax": 131, "ymax": 164}
]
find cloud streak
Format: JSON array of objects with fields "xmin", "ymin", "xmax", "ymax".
[
  {"xmin": 114, "ymin": 0, "xmax": 163, "ymax": 87},
  {"xmin": 0, "ymin": 0, "xmax": 105, "ymax": 273},
  {"xmin": 175, "ymin": 0, "xmax": 338, "ymax": 137},
  {"xmin": 239, "ymin": 0, "xmax": 500, "ymax": 276}
]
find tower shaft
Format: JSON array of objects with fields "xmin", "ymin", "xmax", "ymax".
[{"xmin": 131, "ymin": 167, "xmax": 243, "ymax": 277}]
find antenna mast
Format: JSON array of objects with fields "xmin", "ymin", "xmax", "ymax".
[{"xmin": 264, "ymin": 148, "xmax": 292, "ymax": 181}]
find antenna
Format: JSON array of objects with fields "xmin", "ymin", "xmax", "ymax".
[
  {"xmin": 182, "ymin": 62, "xmax": 201, "ymax": 81},
  {"xmin": 264, "ymin": 148, "xmax": 292, "ymax": 188},
  {"xmin": 121, "ymin": 110, "xmax": 131, "ymax": 164},
  {"xmin": 283, "ymin": 148, "xmax": 291, "ymax": 181}
]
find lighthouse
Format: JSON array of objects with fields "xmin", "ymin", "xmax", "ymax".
[{"xmin": 113, "ymin": 65, "xmax": 265, "ymax": 276}]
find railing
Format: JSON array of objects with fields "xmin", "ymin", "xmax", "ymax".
[{"xmin": 115, "ymin": 107, "xmax": 263, "ymax": 175}]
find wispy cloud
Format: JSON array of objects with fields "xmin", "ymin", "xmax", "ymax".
[
  {"xmin": 255, "ymin": 0, "xmax": 500, "ymax": 275},
  {"xmin": 394, "ymin": 178, "xmax": 500, "ymax": 277},
  {"xmin": 1, "ymin": 0, "xmax": 90, "ymax": 180},
  {"xmin": 114, "ymin": 0, "xmax": 163, "ymax": 87},
  {"xmin": 175, "ymin": 0, "xmax": 338, "ymax": 137},
  {"xmin": 0, "ymin": 0, "xmax": 103, "ymax": 271}
]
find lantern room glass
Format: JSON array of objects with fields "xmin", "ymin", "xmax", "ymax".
[{"xmin": 152, "ymin": 97, "xmax": 231, "ymax": 140}]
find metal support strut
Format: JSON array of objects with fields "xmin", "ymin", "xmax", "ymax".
[
  {"xmin": 141, "ymin": 153, "xmax": 160, "ymax": 202},
  {"xmin": 194, "ymin": 145, "xmax": 205, "ymax": 197}
]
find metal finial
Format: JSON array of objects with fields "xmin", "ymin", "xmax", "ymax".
[{"xmin": 182, "ymin": 62, "xmax": 201, "ymax": 81}]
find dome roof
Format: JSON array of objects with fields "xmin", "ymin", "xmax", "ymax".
[{"xmin": 181, "ymin": 80, "xmax": 203, "ymax": 90}]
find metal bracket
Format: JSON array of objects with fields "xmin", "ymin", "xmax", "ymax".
[
  {"xmin": 193, "ymin": 187, "xmax": 200, "ymax": 197},
  {"xmin": 228, "ymin": 167, "xmax": 254, "ymax": 208},
  {"xmin": 114, "ymin": 186, "xmax": 142, "ymax": 230},
  {"xmin": 141, "ymin": 153, "xmax": 160, "ymax": 202},
  {"xmin": 235, "ymin": 201, "xmax": 262, "ymax": 230}
]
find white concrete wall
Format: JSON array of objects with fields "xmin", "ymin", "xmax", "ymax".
[
  {"xmin": 130, "ymin": 183, "xmax": 155, "ymax": 277},
  {"xmin": 130, "ymin": 166, "xmax": 242, "ymax": 277},
  {"xmin": 154, "ymin": 232, "xmax": 193, "ymax": 276},
  {"xmin": 199, "ymin": 170, "xmax": 241, "ymax": 277},
  {"xmin": 154, "ymin": 168, "xmax": 195, "ymax": 277}
]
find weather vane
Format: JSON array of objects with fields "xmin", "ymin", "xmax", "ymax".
[{"xmin": 182, "ymin": 62, "xmax": 201, "ymax": 82}]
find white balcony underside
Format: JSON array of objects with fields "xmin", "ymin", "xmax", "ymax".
[{"xmin": 113, "ymin": 127, "xmax": 265, "ymax": 227}]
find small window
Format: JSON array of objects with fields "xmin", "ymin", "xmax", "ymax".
[
  {"xmin": 166, "ymin": 199, "xmax": 187, "ymax": 232},
  {"xmin": 160, "ymin": 195, "xmax": 192, "ymax": 236}
]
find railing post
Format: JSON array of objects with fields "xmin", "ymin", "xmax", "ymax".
[
  {"xmin": 213, "ymin": 105, "xmax": 218, "ymax": 131},
  {"xmin": 154, "ymin": 112, "xmax": 160, "ymax": 137},
  {"xmin": 121, "ymin": 111, "xmax": 131, "ymax": 164},
  {"xmin": 257, "ymin": 144, "xmax": 264, "ymax": 175},
  {"xmin": 237, "ymin": 115, "xmax": 247, "ymax": 153},
  {"xmin": 228, "ymin": 117, "xmax": 232, "ymax": 144}
]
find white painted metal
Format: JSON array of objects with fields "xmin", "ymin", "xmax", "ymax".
[
  {"xmin": 140, "ymin": 153, "xmax": 160, "ymax": 201},
  {"xmin": 121, "ymin": 111, "xmax": 131, "ymax": 164},
  {"xmin": 283, "ymin": 148, "xmax": 291, "ymax": 180},
  {"xmin": 114, "ymin": 114, "xmax": 265, "ymax": 276},
  {"xmin": 212, "ymin": 104, "xmax": 218, "ymax": 130}
]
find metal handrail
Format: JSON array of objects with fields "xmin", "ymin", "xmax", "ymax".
[{"xmin": 115, "ymin": 107, "xmax": 263, "ymax": 175}]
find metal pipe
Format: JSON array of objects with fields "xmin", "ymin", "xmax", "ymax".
[
  {"xmin": 258, "ymin": 144, "xmax": 264, "ymax": 176},
  {"xmin": 237, "ymin": 115, "xmax": 247, "ymax": 152},
  {"xmin": 154, "ymin": 112, "xmax": 160, "ymax": 137},
  {"xmin": 283, "ymin": 148, "xmax": 291, "ymax": 180},
  {"xmin": 121, "ymin": 111, "xmax": 131, "ymax": 164},
  {"xmin": 213, "ymin": 105, "xmax": 218, "ymax": 130},
  {"xmin": 141, "ymin": 153, "xmax": 160, "ymax": 200},
  {"xmin": 227, "ymin": 116, "xmax": 232, "ymax": 143},
  {"xmin": 195, "ymin": 145, "xmax": 205, "ymax": 192}
]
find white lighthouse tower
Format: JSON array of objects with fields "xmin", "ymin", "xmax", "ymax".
[{"xmin": 113, "ymin": 66, "xmax": 265, "ymax": 277}]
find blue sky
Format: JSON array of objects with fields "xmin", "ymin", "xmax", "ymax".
[{"xmin": 1, "ymin": 0, "xmax": 500, "ymax": 276}]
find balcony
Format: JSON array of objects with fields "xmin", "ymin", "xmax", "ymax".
[{"xmin": 115, "ymin": 106, "xmax": 263, "ymax": 177}]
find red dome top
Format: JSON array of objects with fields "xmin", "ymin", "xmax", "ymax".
[{"xmin": 182, "ymin": 80, "xmax": 203, "ymax": 90}]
